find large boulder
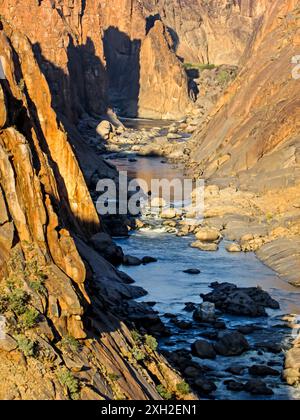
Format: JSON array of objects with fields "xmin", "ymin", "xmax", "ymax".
[
  {"xmin": 191, "ymin": 340, "xmax": 217, "ymax": 360},
  {"xmin": 201, "ymin": 282, "xmax": 279, "ymax": 317},
  {"xmin": 214, "ymin": 331, "xmax": 249, "ymax": 356},
  {"xmin": 244, "ymin": 379, "xmax": 274, "ymax": 396},
  {"xmin": 91, "ymin": 233, "xmax": 124, "ymax": 266},
  {"xmin": 195, "ymin": 228, "xmax": 220, "ymax": 242},
  {"xmin": 193, "ymin": 302, "xmax": 216, "ymax": 323},
  {"xmin": 96, "ymin": 120, "xmax": 113, "ymax": 140}
]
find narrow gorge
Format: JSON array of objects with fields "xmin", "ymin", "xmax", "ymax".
[{"xmin": 0, "ymin": 0, "xmax": 299, "ymax": 403}]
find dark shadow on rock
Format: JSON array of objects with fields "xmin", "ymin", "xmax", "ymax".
[
  {"xmin": 32, "ymin": 37, "xmax": 108, "ymax": 123},
  {"xmin": 103, "ymin": 27, "xmax": 141, "ymax": 118},
  {"xmin": 146, "ymin": 14, "xmax": 161, "ymax": 35}
]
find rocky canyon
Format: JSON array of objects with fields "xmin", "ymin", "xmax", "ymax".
[{"xmin": 0, "ymin": 0, "xmax": 300, "ymax": 402}]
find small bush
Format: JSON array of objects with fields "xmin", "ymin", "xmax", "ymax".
[
  {"xmin": 145, "ymin": 335, "xmax": 158, "ymax": 351},
  {"xmin": 61, "ymin": 335, "xmax": 81, "ymax": 353},
  {"xmin": 57, "ymin": 368, "xmax": 80, "ymax": 400},
  {"xmin": 29, "ymin": 280, "xmax": 47, "ymax": 295},
  {"xmin": 176, "ymin": 381, "xmax": 190, "ymax": 396},
  {"xmin": 132, "ymin": 347, "xmax": 146, "ymax": 362},
  {"xmin": 16, "ymin": 335, "xmax": 36, "ymax": 357},
  {"xmin": 156, "ymin": 385, "xmax": 173, "ymax": 400},
  {"xmin": 20, "ymin": 308, "xmax": 39, "ymax": 329},
  {"xmin": 217, "ymin": 70, "xmax": 231, "ymax": 85},
  {"xmin": 131, "ymin": 330, "xmax": 142, "ymax": 344},
  {"xmin": 184, "ymin": 62, "xmax": 215, "ymax": 71},
  {"xmin": 8, "ymin": 289, "xmax": 29, "ymax": 316}
]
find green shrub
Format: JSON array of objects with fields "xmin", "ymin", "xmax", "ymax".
[
  {"xmin": 20, "ymin": 308, "xmax": 39, "ymax": 329},
  {"xmin": 156, "ymin": 385, "xmax": 173, "ymax": 400},
  {"xmin": 29, "ymin": 280, "xmax": 47, "ymax": 295},
  {"xmin": 8, "ymin": 289, "xmax": 29, "ymax": 316},
  {"xmin": 176, "ymin": 381, "xmax": 190, "ymax": 396},
  {"xmin": 145, "ymin": 335, "xmax": 158, "ymax": 351},
  {"xmin": 57, "ymin": 368, "xmax": 80, "ymax": 400},
  {"xmin": 184, "ymin": 62, "xmax": 215, "ymax": 71},
  {"xmin": 132, "ymin": 347, "xmax": 146, "ymax": 362},
  {"xmin": 61, "ymin": 335, "xmax": 81, "ymax": 353},
  {"xmin": 131, "ymin": 330, "xmax": 142, "ymax": 344},
  {"xmin": 15, "ymin": 335, "xmax": 36, "ymax": 357},
  {"xmin": 217, "ymin": 70, "xmax": 231, "ymax": 85}
]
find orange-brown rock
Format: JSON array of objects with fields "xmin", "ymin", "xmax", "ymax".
[
  {"xmin": 0, "ymin": 19, "xmax": 192, "ymax": 401},
  {"xmin": 190, "ymin": 0, "xmax": 300, "ymax": 191},
  {"xmin": 141, "ymin": 0, "xmax": 266, "ymax": 65},
  {"xmin": 0, "ymin": 0, "xmax": 191, "ymax": 119}
]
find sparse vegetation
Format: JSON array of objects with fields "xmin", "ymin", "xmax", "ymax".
[
  {"xmin": 145, "ymin": 334, "xmax": 158, "ymax": 351},
  {"xmin": 156, "ymin": 385, "xmax": 173, "ymax": 400},
  {"xmin": 19, "ymin": 307, "xmax": 39, "ymax": 329},
  {"xmin": 57, "ymin": 368, "xmax": 80, "ymax": 400},
  {"xmin": 184, "ymin": 62, "xmax": 215, "ymax": 71},
  {"xmin": 15, "ymin": 335, "xmax": 37, "ymax": 357},
  {"xmin": 132, "ymin": 347, "xmax": 146, "ymax": 362},
  {"xmin": 17, "ymin": 78, "xmax": 25, "ymax": 92},
  {"xmin": 131, "ymin": 330, "xmax": 142, "ymax": 344},
  {"xmin": 217, "ymin": 69, "xmax": 231, "ymax": 85},
  {"xmin": 176, "ymin": 381, "xmax": 190, "ymax": 396},
  {"xmin": 61, "ymin": 335, "xmax": 81, "ymax": 353}
]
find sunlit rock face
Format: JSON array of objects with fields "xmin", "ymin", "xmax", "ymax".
[
  {"xmin": 141, "ymin": 0, "xmax": 266, "ymax": 65},
  {"xmin": 0, "ymin": 20, "xmax": 190, "ymax": 401},
  {"xmin": 189, "ymin": 0, "xmax": 300, "ymax": 191},
  {"xmin": 0, "ymin": 0, "xmax": 191, "ymax": 120}
]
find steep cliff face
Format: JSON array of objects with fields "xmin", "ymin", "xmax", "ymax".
[
  {"xmin": 141, "ymin": 0, "xmax": 266, "ymax": 65},
  {"xmin": 0, "ymin": 0, "xmax": 108, "ymax": 122},
  {"xmin": 99, "ymin": 0, "xmax": 191, "ymax": 118},
  {"xmin": 0, "ymin": 22, "xmax": 192, "ymax": 401},
  {"xmin": 189, "ymin": 0, "xmax": 300, "ymax": 191},
  {"xmin": 0, "ymin": 0, "xmax": 191, "ymax": 120}
]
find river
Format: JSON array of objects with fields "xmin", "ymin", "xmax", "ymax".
[{"xmin": 106, "ymin": 120, "xmax": 300, "ymax": 400}]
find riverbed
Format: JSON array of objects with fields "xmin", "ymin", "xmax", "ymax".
[{"xmin": 107, "ymin": 121, "xmax": 300, "ymax": 400}]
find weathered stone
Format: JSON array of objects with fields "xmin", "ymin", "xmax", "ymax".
[
  {"xmin": 214, "ymin": 331, "xmax": 249, "ymax": 356},
  {"xmin": 96, "ymin": 121, "xmax": 113, "ymax": 140},
  {"xmin": 244, "ymin": 379, "xmax": 274, "ymax": 396},
  {"xmin": 191, "ymin": 241, "xmax": 219, "ymax": 252},
  {"xmin": 195, "ymin": 228, "xmax": 220, "ymax": 242},
  {"xmin": 191, "ymin": 340, "xmax": 217, "ymax": 360}
]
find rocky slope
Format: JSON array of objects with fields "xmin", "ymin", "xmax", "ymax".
[
  {"xmin": 0, "ymin": 0, "xmax": 191, "ymax": 120},
  {"xmin": 0, "ymin": 21, "xmax": 194, "ymax": 400},
  {"xmin": 141, "ymin": 0, "xmax": 266, "ymax": 65},
  {"xmin": 189, "ymin": 0, "xmax": 300, "ymax": 189}
]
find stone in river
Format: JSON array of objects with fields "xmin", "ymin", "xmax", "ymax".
[
  {"xmin": 226, "ymin": 366, "xmax": 245, "ymax": 376},
  {"xmin": 191, "ymin": 241, "xmax": 219, "ymax": 251},
  {"xmin": 244, "ymin": 379, "xmax": 274, "ymax": 396},
  {"xmin": 191, "ymin": 340, "xmax": 217, "ymax": 360},
  {"xmin": 142, "ymin": 256, "xmax": 158, "ymax": 265},
  {"xmin": 201, "ymin": 282, "xmax": 280, "ymax": 317},
  {"xmin": 193, "ymin": 302, "xmax": 217, "ymax": 323},
  {"xmin": 214, "ymin": 331, "xmax": 250, "ymax": 356},
  {"xmin": 248, "ymin": 365, "xmax": 280, "ymax": 377},
  {"xmin": 194, "ymin": 378, "xmax": 217, "ymax": 395},
  {"xmin": 224, "ymin": 380, "xmax": 245, "ymax": 392},
  {"xmin": 195, "ymin": 228, "xmax": 221, "ymax": 242},
  {"xmin": 123, "ymin": 255, "xmax": 143, "ymax": 266},
  {"xmin": 184, "ymin": 303, "xmax": 197, "ymax": 312},
  {"xmin": 183, "ymin": 269, "xmax": 201, "ymax": 275},
  {"xmin": 226, "ymin": 243, "xmax": 242, "ymax": 253}
]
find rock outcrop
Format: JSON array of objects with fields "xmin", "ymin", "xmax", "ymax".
[
  {"xmin": 141, "ymin": 0, "xmax": 266, "ymax": 65},
  {"xmin": 0, "ymin": 21, "xmax": 193, "ymax": 401},
  {"xmin": 189, "ymin": 0, "xmax": 300, "ymax": 192},
  {"xmin": 0, "ymin": 0, "xmax": 191, "ymax": 120}
]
